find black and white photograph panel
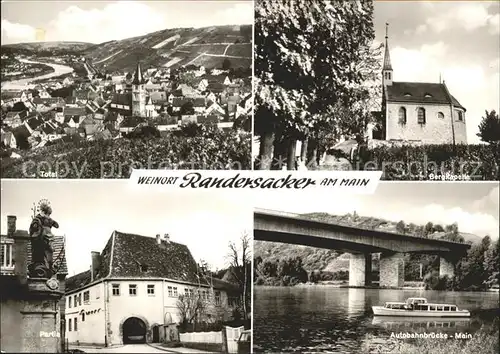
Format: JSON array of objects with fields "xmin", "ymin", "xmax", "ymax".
[
  {"xmin": 0, "ymin": 180, "xmax": 252, "ymax": 353},
  {"xmin": 253, "ymin": 0, "xmax": 499, "ymax": 180},
  {"xmin": 253, "ymin": 183, "xmax": 499, "ymax": 353},
  {"xmin": 1, "ymin": 1, "xmax": 253, "ymax": 178}
]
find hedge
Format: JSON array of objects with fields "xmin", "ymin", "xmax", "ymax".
[{"xmin": 359, "ymin": 143, "xmax": 499, "ymax": 180}]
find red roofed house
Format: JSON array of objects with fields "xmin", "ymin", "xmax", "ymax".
[
  {"xmin": 64, "ymin": 232, "xmax": 237, "ymax": 347},
  {"xmin": 380, "ymin": 26, "xmax": 467, "ymax": 144}
]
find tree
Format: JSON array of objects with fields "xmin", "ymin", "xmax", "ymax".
[
  {"xmin": 233, "ymin": 115, "xmax": 252, "ymax": 132},
  {"xmin": 12, "ymin": 128, "xmax": 30, "ymax": 150},
  {"xmin": 176, "ymin": 293, "xmax": 207, "ymax": 331},
  {"xmin": 477, "ymin": 110, "xmax": 500, "ymax": 146},
  {"xmin": 484, "ymin": 239, "xmax": 500, "ymax": 287},
  {"xmin": 222, "ymin": 58, "xmax": 232, "ymax": 70},
  {"xmin": 433, "ymin": 224, "xmax": 445, "ymax": 233},
  {"xmin": 177, "ymin": 122, "xmax": 203, "ymax": 137},
  {"xmin": 178, "ymin": 71, "xmax": 198, "ymax": 87},
  {"xmin": 396, "ymin": 221, "xmax": 406, "ymax": 234},
  {"xmin": 179, "ymin": 101, "xmax": 195, "ymax": 116},
  {"xmin": 254, "ymin": 0, "xmax": 380, "ymax": 169},
  {"xmin": 128, "ymin": 125, "xmax": 160, "ymax": 139},
  {"xmin": 442, "ymin": 223, "xmax": 463, "ymax": 242},
  {"xmin": 455, "ymin": 236, "xmax": 491, "ymax": 290},
  {"xmin": 227, "ymin": 232, "xmax": 251, "ymax": 320},
  {"xmin": 423, "ymin": 222, "xmax": 434, "ymax": 237}
]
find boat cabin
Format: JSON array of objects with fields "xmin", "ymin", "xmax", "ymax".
[
  {"xmin": 413, "ymin": 303, "xmax": 458, "ymax": 312},
  {"xmin": 383, "ymin": 302, "xmax": 406, "ymax": 310},
  {"xmin": 406, "ymin": 297, "xmax": 428, "ymax": 306}
]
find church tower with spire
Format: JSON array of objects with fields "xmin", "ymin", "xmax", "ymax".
[
  {"xmin": 379, "ymin": 22, "xmax": 467, "ymax": 144},
  {"xmin": 382, "ymin": 23, "xmax": 393, "ymax": 87},
  {"xmin": 131, "ymin": 62, "xmax": 146, "ymax": 117}
]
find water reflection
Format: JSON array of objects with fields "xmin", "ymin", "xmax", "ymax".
[
  {"xmin": 347, "ymin": 288, "xmax": 366, "ymax": 318},
  {"xmin": 254, "ymin": 286, "xmax": 499, "ymax": 353},
  {"xmin": 372, "ymin": 316, "xmax": 472, "ymax": 331}
]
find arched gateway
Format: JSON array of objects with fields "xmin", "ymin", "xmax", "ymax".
[{"xmin": 122, "ymin": 317, "xmax": 147, "ymax": 344}]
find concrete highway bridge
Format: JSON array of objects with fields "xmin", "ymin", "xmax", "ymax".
[{"xmin": 254, "ymin": 209, "xmax": 471, "ymax": 287}]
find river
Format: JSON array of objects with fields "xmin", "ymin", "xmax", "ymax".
[
  {"xmin": 1, "ymin": 58, "xmax": 74, "ymax": 90},
  {"xmin": 253, "ymin": 286, "xmax": 499, "ymax": 353}
]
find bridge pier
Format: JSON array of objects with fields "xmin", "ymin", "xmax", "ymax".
[
  {"xmin": 348, "ymin": 253, "xmax": 372, "ymax": 287},
  {"xmin": 439, "ymin": 256, "xmax": 455, "ymax": 278},
  {"xmin": 379, "ymin": 252, "xmax": 404, "ymax": 288}
]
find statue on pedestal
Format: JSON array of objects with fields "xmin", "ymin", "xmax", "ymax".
[{"xmin": 28, "ymin": 200, "xmax": 59, "ymax": 278}]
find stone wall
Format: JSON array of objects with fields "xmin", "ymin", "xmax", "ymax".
[
  {"xmin": 386, "ymin": 102, "xmax": 467, "ymax": 144},
  {"xmin": 348, "ymin": 253, "xmax": 371, "ymax": 287},
  {"xmin": 0, "ymin": 298, "xmax": 23, "ymax": 352},
  {"xmin": 379, "ymin": 252, "xmax": 404, "ymax": 288},
  {"xmin": 1, "ymin": 216, "xmax": 64, "ymax": 353}
]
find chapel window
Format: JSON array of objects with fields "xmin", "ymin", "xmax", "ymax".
[
  {"xmin": 417, "ymin": 107, "xmax": 426, "ymax": 124},
  {"xmin": 398, "ymin": 107, "xmax": 407, "ymax": 125}
]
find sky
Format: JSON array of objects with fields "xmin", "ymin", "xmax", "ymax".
[
  {"xmin": 254, "ymin": 182, "xmax": 499, "ymax": 241},
  {"xmin": 373, "ymin": 1, "xmax": 500, "ymax": 144},
  {"xmin": 1, "ymin": 0, "xmax": 253, "ymax": 44},
  {"xmin": 0, "ymin": 180, "xmax": 252, "ymax": 276}
]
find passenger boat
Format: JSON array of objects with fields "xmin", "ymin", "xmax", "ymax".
[{"xmin": 372, "ymin": 297, "xmax": 470, "ymax": 317}]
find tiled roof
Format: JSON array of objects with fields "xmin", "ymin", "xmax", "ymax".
[
  {"xmin": 26, "ymin": 117, "xmax": 44, "ymax": 130},
  {"xmin": 207, "ymin": 82, "xmax": 225, "ymax": 92},
  {"xmin": 172, "ymin": 97, "xmax": 190, "ymax": 107},
  {"xmin": 177, "ymin": 84, "xmax": 198, "ymax": 96},
  {"xmin": 66, "ymin": 270, "xmax": 91, "ymax": 291},
  {"xmin": 12, "ymin": 124, "xmax": 31, "ymax": 139},
  {"xmin": 33, "ymin": 97, "xmax": 64, "ymax": 105},
  {"xmin": 64, "ymin": 107, "xmax": 87, "ymax": 116},
  {"xmin": 197, "ymin": 115, "xmax": 219, "ymax": 124},
  {"xmin": 170, "ymin": 89, "xmax": 183, "ymax": 98},
  {"xmin": 41, "ymin": 123, "xmax": 55, "ymax": 134},
  {"xmin": 202, "ymin": 75, "xmax": 226, "ymax": 84},
  {"xmin": 211, "ymin": 277, "xmax": 240, "ymax": 293},
  {"xmin": 104, "ymin": 111, "xmax": 119, "ymax": 122},
  {"xmin": 2, "ymin": 230, "xmax": 69, "ymax": 277},
  {"xmin": 81, "ymin": 116, "xmax": 97, "ymax": 126},
  {"xmin": 192, "ymin": 98, "xmax": 206, "ymax": 107},
  {"xmin": 65, "ymin": 231, "xmax": 209, "ymax": 293},
  {"xmin": 150, "ymin": 91, "xmax": 167, "ymax": 102},
  {"xmin": 386, "ymin": 82, "xmax": 465, "ymax": 110},
  {"xmin": 111, "ymin": 93, "xmax": 132, "ymax": 106},
  {"xmin": 110, "ymin": 231, "xmax": 208, "ymax": 285}
]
